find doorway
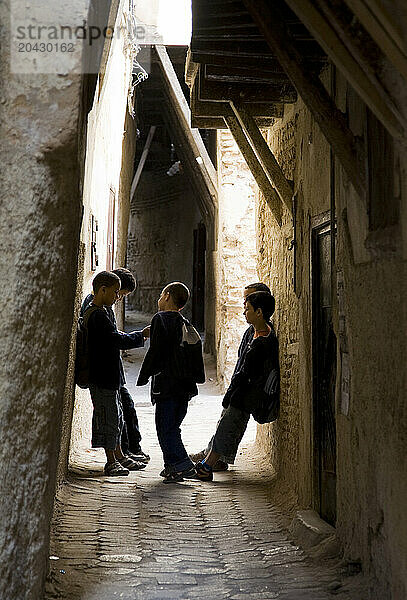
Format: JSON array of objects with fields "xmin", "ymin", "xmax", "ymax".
[
  {"xmin": 192, "ymin": 222, "xmax": 206, "ymax": 331},
  {"xmin": 312, "ymin": 217, "xmax": 337, "ymax": 526}
]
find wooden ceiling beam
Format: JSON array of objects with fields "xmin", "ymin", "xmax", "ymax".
[
  {"xmin": 191, "ymin": 80, "xmax": 283, "ymax": 118},
  {"xmin": 225, "ymin": 115, "xmax": 283, "ymax": 226},
  {"xmin": 284, "ymin": 0, "xmax": 406, "ymax": 139},
  {"xmin": 154, "ymin": 44, "xmax": 217, "ymax": 215},
  {"xmin": 230, "ymin": 102, "xmax": 293, "ymax": 212},
  {"xmin": 192, "ymin": 115, "xmax": 274, "ymax": 129},
  {"xmin": 243, "ymin": 0, "xmax": 366, "ymax": 198},
  {"xmin": 342, "ymin": 0, "xmax": 407, "ymax": 81},
  {"xmin": 205, "ymin": 64, "xmax": 292, "ymax": 84},
  {"xmin": 198, "ymin": 64, "xmax": 297, "ymax": 104}
]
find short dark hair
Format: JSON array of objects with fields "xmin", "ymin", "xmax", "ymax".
[
  {"xmin": 163, "ymin": 282, "xmax": 190, "ymax": 309},
  {"xmin": 245, "ymin": 291, "xmax": 275, "ymax": 321},
  {"xmin": 245, "ymin": 282, "xmax": 271, "ymax": 294},
  {"xmin": 112, "ymin": 268, "xmax": 136, "ymax": 292},
  {"xmin": 92, "ymin": 271, "xmax": 120, "ymax": 293}
]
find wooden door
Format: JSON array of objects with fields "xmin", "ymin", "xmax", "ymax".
[
  {"xmin": 192, "ymin": 222, "xmax": 206, "ymax": 331},
  {"xmin": 312, "ymin": 221, "xmax": 337, "ymax": 525}
]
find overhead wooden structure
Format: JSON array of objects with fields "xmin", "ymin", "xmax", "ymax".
[
  {"xmin": 187, "ymin": 0, "xmax": 407, "ymax": 219},
  {"xmin": 132, "ymin": 45, "xmax": 218, "ymax": 240}
]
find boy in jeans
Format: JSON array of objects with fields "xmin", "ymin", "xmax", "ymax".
[
  {"xmin": 86, "ymin": 271, "xmax": 149, "ymax": 476},
  {"xmin": 137, "ymin": 282, "xmax": 204, "ymax": 483}
]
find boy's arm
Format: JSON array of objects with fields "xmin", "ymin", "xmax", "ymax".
[
  {"xmin": 136, "ymin": 314, "xmax": 166, "ymax": 386},
  {"xmin": 90, "ymin": 310, "xmax": 145, "ymax": 350}
]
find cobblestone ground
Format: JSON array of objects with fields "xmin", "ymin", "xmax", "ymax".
[{"xmin": 46, "ymin": 319, "xmax": 366, "ymax": 600}]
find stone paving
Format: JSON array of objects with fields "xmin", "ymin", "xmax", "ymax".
[{"xmin": 46, "ymin": 324, "xmax": 366, "ymax": 600}]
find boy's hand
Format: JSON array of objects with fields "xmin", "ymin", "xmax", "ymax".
[{"xmin": 142, "ymin": 326, "xmax": 150, "ymax": 339}]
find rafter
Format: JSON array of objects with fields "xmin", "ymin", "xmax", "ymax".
[
  {"xmin": 230, "ymin": 102, "xmax": 293, "ymax": 212},
  {"xmin": 284, "ymin": 0, "xmax": 405, "ymax": 139},
  {"xmin": 225, "ymin": 115, "xmax": 283, "ymax": 226},
  {"xmin": 243, "ymin": 0, "xmax": 366, "ymax": 198}
]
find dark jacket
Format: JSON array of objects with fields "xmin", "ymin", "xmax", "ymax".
[
  {"xmin": 81, "ymin": 293, "xmax": 128, "ymax": 386},
  {"xmin": 223, "ymin": 323, "xmax": 279, "ymax": 414},
  {"xmin": 137, "ymin": 311, "xmax": 198, "ymax": 402},
  {"xmin": 86, "ymin": 304, "xmax": 144, "ymax": 390}
]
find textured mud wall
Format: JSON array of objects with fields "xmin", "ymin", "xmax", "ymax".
[
  {"xmin": 127, "ymin": 172, "xmax": 201, "ymax": 320},
  {"xmin": 215, "ymin": 130, "xmax": 257, "ymax": 389},
  {"xmin": 255, "ymin": 66, "xmax": 407, "ymax": 598},
  {"xmin": 0, "ymin": 4, "xmax": 87, "ymax": 599}
]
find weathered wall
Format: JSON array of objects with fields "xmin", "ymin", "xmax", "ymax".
[
  {"xmin": 255, "ymin": 64, "xmax": 407, "ymax": 598},
  {"xmin": 0, "ymin": 2, "xmax": 89, "ymax": 598},
  {"xmin": 215, "ymin": 130, "xmax": 257, "ymax": 390},
  {"xmin": 127, "ymin": 171, "xmax": 201, "ymax": 320},
  {"xmin": 69, "ymin": 0, "xmax": 137, "ymax": 463}
]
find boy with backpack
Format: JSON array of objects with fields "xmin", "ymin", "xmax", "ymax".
[
  {"xmin": 137, "ymin": 282, "xmax": 205, "ymax": 483},
  {"xmin": 83, "ymin": 271, "xmax": 149, "ymax": 476},
  {"xmin": 81, "ymin": 268, "xmax": 150, "ymax": 464}
]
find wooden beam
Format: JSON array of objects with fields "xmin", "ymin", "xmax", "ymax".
[
  {"xmin": 343, "ymin": 0, "xmax": 407, "ymax": 81},
  {"xmin": 225, "ymin": 115, "xmax": 283, "ymax": 226},
  {"xmin": 191, "ymin": 115, "xmax": 274, "ymax": 129},
  {"xmin": 198, "ymin": 63, "xmax": 297, "ymax": 104},
  {"xmin": 243, "ymin": 0, "xmax": 366, "ymax": 198},
  {"xmin": 230, "ymin": 102, "xmax": 293, "ymax": 212},
  {"xmin": 283, "ymin": 0, "xmax": 405, "ymax": 139},
  {"xmin": 130, "ymin": 126, "xmax": 156, "ymax": 200},
  {"xmin": 154, "ymin": 45, "xmax": 217, "ymax": 212},
  {"xmin": 191, "ymin": 76, "xmax": 283, "ymax": 118},
  {"xmin": 159, "ymin": 88, "xmax": 216, "ymax": 221}
]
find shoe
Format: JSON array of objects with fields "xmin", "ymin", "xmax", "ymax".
[
  {"xmin": 119, "ymin": 456, "xmax": 147, "ymax": 471},
  {"xmin": 162, "ymin": 471, "xmax": 184, "ymax": 484},
  {"xmin": 189, "ymin": 450, "xmax": 206, "ymax": 462},
  {"xmin": 212, "ymin": 460, "xmax": 228, "ymax": 472},
  {"xmin": 159, "ymin": 467, "xmax": 170, "ymax": 477},
  {"xmin": 104, "ymin": 460, "xmax": 129, "ymax": 476},
  {"xmin": 128, "ymin": 450, "xmax": 150, "ymax": 464},
  {"xmin": 195, "ymin": 461, "xmax": 213, "ymax": 481},
  {"xmin": 180, "ymin": 467, "xmax": 201, "ymax": 480}
]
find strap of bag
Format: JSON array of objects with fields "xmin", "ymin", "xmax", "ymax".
[{"xmin": 82, "ymin": 304, "xmax": 101, "ymax": 327}]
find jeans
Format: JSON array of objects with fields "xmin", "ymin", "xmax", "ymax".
[
  {"xmin": 120, "ymin": 386, "xmax": 142, "ymax": 454},
  {"xmin": 155, "ymin": 396, "xmax": 194, "ymax": 472},
  {"xmin": 207, "ymin": 406, "xmax": 250, "ymax": 464}
]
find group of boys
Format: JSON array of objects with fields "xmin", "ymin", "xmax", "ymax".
[{"xmin": 83, "ymin": 269, "xmax": 277, "ymax": 483}]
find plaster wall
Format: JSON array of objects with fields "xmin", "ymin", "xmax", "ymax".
[
  {"xmin": 255, "ymin": 67, "xmax": 407, "ymax": 598},
  {"xmin": 0, "ymin": 1, "xmax": 90, "ymax": 596},
  {"xmin": 215, "ymin": 130, "xmax": 257, "ymax": 390},
  {"xmin": 69, "ymin": 0, "xmax": 136, "ymax": 462},
  {"xmin": 127, "ymin": 171, "xmax": 201, "ymax": 321}
]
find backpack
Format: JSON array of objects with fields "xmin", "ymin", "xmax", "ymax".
[
  {"xmin": 74, "ymin": 305, "xmax": 101, "ymax": 389},
  {"xmin": 164, "ymin": 315, "xmax": 205, "ymax": 384},
  {"xmin": 251, "ymin": 366, "xmax": 280, "ymax": 424}
]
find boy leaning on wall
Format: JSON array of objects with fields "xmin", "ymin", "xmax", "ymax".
[{"xmin": 85, "ymin": 271, "xmax": 150, "ymax": 476}]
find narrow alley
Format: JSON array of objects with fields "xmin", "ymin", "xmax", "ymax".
[
  {"xmin": 1, "ymin": 1, "xmax": 407, "ymax": 599},
  {"xmin": 46, "ymin": 316, "xmax": 364, "ymax": 600}
]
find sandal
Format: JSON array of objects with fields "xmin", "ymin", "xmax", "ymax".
[
  {"xmin": 195, "ymin": 461, "xmax": 213, "ymax": 481},
  {"xmin": 162, "ymin": 471, "xmax": 184, "ymax": 484},
  {"xmin": 119, "ymin": 456, "xmax": 147, "ymax": 471},
  {"xmin": 104, "ymin": 460, "xmax": 129, "ymax": 476}
]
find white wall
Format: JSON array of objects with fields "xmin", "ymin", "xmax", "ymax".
[{"xmin": 70, "ymin": 0, "xmax": 136, "ymax": 460}]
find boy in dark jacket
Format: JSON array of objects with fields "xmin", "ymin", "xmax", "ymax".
[
  {"xmin": 85, "ymin": 271, "xmax": 149, "ymax": 476},
  {"xmin": 82, "ymin": 267, "xmax": 150, "ymax": 464},
  {"xmin": 195, "ymin": 291, "xmax": 278, "ymax": 481},
  {"xmin": 137, "ymin": 282, "xmax": 204, "ymax": 483}
]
